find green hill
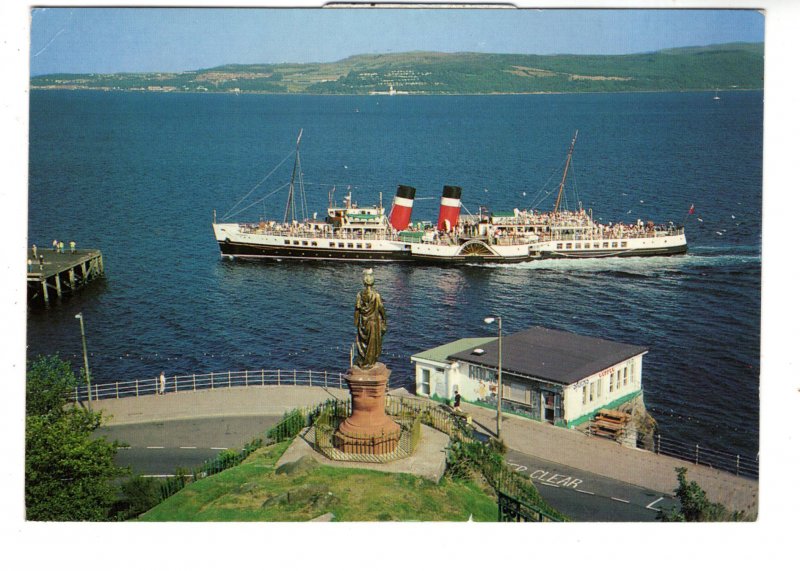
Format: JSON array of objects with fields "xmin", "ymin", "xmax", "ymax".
[
  {"xmin": 138, "ymin": 441, "xmax": 499, "ymax": 522},
  {"xmin": 31, "ymin": 42, "xmax": 763, "ymax": 94}
]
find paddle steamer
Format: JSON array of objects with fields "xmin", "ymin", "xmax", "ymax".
[{"xmin": 212, "ymin": 131, "xmax": 687, "ymax": 264}]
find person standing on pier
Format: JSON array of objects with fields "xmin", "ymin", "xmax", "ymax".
[
  {"xmin": 158, "ymin": 371, "xmax": 166, "ymax": 395},
  {"xmin": 69, "ymin": 240, "xmax": 76, "ymax": 254},
  {"xmin": 32, "ymin": 244, "xmax": 37, "ymax": 259},
  {"xmin": 38, "ymin": 254, "xmax": 44, "ymax": 270},
  {"xmin": 27, "ymin": 258, "xmax": 32, "ymax": 272},
  {"xmin": 52, "ymin": 239, "xmax": 58, "ymax": 251}
]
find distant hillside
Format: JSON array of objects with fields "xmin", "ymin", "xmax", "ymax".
[{"xmin": 31, "ymin": 43, "xmax": 763, "ymax": 95}]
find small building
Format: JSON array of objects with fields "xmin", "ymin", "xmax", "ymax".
[{"xmin": 410, "ymin": 326, "xmax": 647, "ymax": 428}]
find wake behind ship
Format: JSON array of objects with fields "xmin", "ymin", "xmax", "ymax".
[{"xmin": 212, "ymin": 131, "xmax": 688, "ymax": 264}]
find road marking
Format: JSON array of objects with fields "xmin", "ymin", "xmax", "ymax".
[
  {"xmin": 540, "ymin": 482, "xmax": 559, "ymax": 488},
  {"xmin": 118, "ymin": 446, "xmax": 131, "ymax": 450},
  {"xmin": 646, "ymin": 497, "xmax": 665, "ymax": 511},
  {"xmin": 611, "ymin": 497, "xmax": 630, "ymax": 504},
  {"xmin": 210, "ymin": 447, "xmax": 227, "ymax": 450},
  {"xmin": 179, "ymin": 446, "xmax": 197, "ymax": 449},
  {"xmin": 575, "ymin": 489, "xmax": 595, "ymax": 496},
  {"xmin": 146, "ymin": 446, "xmax": 165, "ymax": 449}
]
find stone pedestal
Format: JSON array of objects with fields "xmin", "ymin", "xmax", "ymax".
[{"xmin": 335, "ymin": 363, "xmax": 401, "ymax": 455}]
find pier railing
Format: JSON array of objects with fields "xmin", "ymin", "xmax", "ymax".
[{"xmin": 70, "ymin": 368, "xmax": 348, "ymax": 403}]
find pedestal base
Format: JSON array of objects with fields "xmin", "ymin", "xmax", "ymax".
[{"xmin": 334, "ymin": 362, "xmax": 401, "ymax": 455}]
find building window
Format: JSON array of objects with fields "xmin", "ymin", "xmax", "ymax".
[
  {"xmin": 616, "ymin": 370, "xmax": 622, "ymax": 389},
  {"xmin": 556, "ymin": 243, "xmax": 563, "ymax": 250},
  {"xmin": 302, "ymin": 241, "xmax": 308, "ymax": 246},
  {"xmin": 420, "ymin": 369, "xmax": 430, "ymax": 396},
  {"xmin": 603, "ymin": 242, "xmax": 609, "ymax": 248},
  {"xmin": 582, "ymin": 385, "xmax": 588, "ymax": 405},
  {"xmin": 505, "ymin": 380, "xmax": 530, "ymax": 404},
  {"xmin": 621, "ymin": 241, "xmax": 628, "ymax": 248},
  {"xmin": 284, "ymin": 240, "xmax": 290, "ymax": 245},
  {"xmin": 589, "ymin": 382, "xmax": 595, "ymax": 402},
  {"xmin": 609, "ymin": 375, "xmax": 614, "ymax": 392},
  {"xmin": 329, "ymin": 242, "xmax": 335, "ymax": 247},
  {"xmin": 566, "ymin": 243, "xmax": 573, "ymax": 249},
  {"xmin": 624, "ymin": 367, "xmax": 629, "ymax": 386},
  {"xmin": 612, "ymin": 241, "xmax": 618, "ymax": 248}
]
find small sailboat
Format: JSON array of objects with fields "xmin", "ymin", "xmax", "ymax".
[{"xmin": 713, "ymin": 89, "xmax": 721, "ymax": 101}]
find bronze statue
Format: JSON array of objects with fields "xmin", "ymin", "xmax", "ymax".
[{"xmin": 354, "ymin": 269, "xmax": 386, "ymax": 369}]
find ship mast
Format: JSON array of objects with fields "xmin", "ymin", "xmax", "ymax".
[
  {"xmin": 552, "ymin": 130, "xmax": 578, "ymax": 214},
  {"xmin": 283, "ymin": 128, "xmax": 303, "ymax": 224}
]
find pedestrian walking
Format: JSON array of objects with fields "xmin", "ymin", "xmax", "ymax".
[
  {"xmin": 69, "ymin": 240, "xmax": 76, "ymax": 254},
  {"xmin": 158, "ymin": 371, "xmax": 166, "ymax": 395},
  {"xmin": 52, "ymin": 239, "xmax": 58, "ymax": 251},
  {"xmin": 32, "ymin": 244, "xmax": 37, "ymax": 259},
  {"xmin": 58, "ymin": 241, "xmax": 64, "ymax": 254},
  {"xmin": 38, "ymin": 254, "xmax": 44, "ymax": 269},
  {"xmin": 27, "ymin": 258, "xmax": 32, "ymax": 272},
  {"xmin": 453, "ymin": 390, "xmax": 462, "ymax": 412}
]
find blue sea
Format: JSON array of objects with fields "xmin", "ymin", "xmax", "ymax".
[{"xmin": 27, "ymin": 90, "xmax": 762, "ymax": 459}]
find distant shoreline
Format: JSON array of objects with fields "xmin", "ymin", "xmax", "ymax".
[{"xmin": 30, "ymin": 86, "xmax": 764, "ymax": 96}]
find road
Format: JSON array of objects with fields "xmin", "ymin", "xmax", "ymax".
[
  {"xmin": 97, "ymin": 415, "xmax": 680, "ymax": 521},
  {"xmin": 505, "ymin": 449, "xmax": 679, "ymax": 522},
  {"xmin": 96, "ymin": 415, "xmax": 282, "ymax": 476}
]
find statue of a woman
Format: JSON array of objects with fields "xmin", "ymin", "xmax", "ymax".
[{"xmin": 354, "ymin": 269, "xmax": 386, "ymax": 369}]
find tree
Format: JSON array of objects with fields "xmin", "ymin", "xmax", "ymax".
[
  {"xmin": 25, "ymin": 353, "xmax": 79, "ymax": 417},
  {"xmin": 658, "ymin": 467, "xmax": 743, "ymax": 522},
  {"xmin": 111, "ymin": 475, "xmax": 162, "ymax": 521},
  {"xmin": 25, "ymin": 355, "xmax": 126, "ymax": 521}
]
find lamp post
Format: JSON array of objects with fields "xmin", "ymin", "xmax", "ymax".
[
  {"xmin": 484, "ymin": 315, "xmax": 503, "ymax": 440},
  {"xmin": 75, "ymin": 312, "xmax": 92, "ymax": 410}
]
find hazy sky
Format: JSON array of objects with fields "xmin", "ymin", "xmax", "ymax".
[{"xmin": 29, "ymin": 7, "xmax": 765, "ymax": 76}]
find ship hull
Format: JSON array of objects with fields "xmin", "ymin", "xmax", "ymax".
[
  {"xmin": 535, "ymin": 244, "xmax": 688, "ymax": 259},
  {"xmin": 218, "ymin": 239, "xmax": 686, "ymax": 263},
  {"xmin": 218, "ymin": 240, "xmax": 412, "ymax": 262}
]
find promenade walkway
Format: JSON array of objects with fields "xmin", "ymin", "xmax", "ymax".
[{"xmin": 93, "ymin": 384, "xmax": 758, "ymax": 517}]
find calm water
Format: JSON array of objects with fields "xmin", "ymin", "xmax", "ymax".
[{"xmin": 27, "ymin": 90, "xmax": 762, "ymax": 458}]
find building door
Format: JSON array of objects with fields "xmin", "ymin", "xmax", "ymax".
[{"xmin": 543, "ymin": 393, "xmax": 555, "ymax": 424}]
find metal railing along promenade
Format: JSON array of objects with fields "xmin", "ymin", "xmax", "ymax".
[
  {"xmin": 653, "ymin": 433, "xmax": 759, "ymax": 479},
  {"xmin": 70, "ymin": 368, "xmax": 348, "ymax": 403}
]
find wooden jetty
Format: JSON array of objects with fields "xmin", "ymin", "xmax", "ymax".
[{"xmin": 27, "ymin": 247, "xmax": 104, "ymax": 305}]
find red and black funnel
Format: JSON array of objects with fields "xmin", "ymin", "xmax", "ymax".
[
  {"xmin": 388, "ymin": 185, "xmax": 416, "ymax": 231},
  {"xmin": 436, "ymin": 185, "xmax": 462, "ymax": 231}
]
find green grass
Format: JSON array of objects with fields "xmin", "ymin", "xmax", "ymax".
[{"xmin": 138, "ymin": 441, "xmax": 498, "ymax": 522}]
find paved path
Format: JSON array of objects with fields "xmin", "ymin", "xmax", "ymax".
[
  {"xmin": 459, "ymin": 398, "xmax": 758, "ymax": 516},
  {"xmin": 92, "ymin": 385, "xmax": 758, "ymax": 516}
]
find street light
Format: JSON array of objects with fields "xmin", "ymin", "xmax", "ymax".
[
  {"xmin": 484, "ymin": 315, "xmax": 502, "ymax": 440},
  {"xmin": 75, "ymin": 312, "xmax": 92, "ymax": 410}
]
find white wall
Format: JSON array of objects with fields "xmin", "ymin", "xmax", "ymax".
[{"xmin": 562, "ymin": 355, "xmax": 642, "ymax": 423}]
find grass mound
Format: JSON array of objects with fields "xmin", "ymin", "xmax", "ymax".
[{"xmin": 139, "ymin": 441, "xmax": 498, "ymax": 522}]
